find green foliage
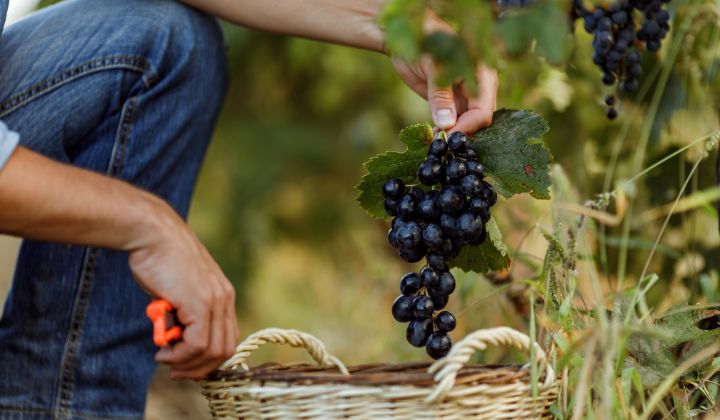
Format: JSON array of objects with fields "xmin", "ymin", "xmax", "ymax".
[
  {"xmin": 378, "ymin": 0, "xmax": 425, "ymax": 61},
  {"xmin": 470, "ymin": 109, "xmax": 553, "ymax": 199},
  {"xmin": 356, "ymin": 123, "xmax": 432, "ymax": 219},
  {"xmin": 496, "ymin": 1, "xmax": 571, "ymax": 64},
  {"xmin": 627, "ymin": 306, "xmax": 720, "ymax": 388}
]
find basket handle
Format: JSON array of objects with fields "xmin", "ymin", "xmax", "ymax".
[
  {"xmin": 426, "ymin": 327, "xmax": 555, "ymax": 403},
  {"xmin": 219, "ymin": 328, "xmax": 349, "ymax": 375}
]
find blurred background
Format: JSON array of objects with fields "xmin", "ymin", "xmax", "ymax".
[{"xmin": 1, "ymin": 0, "xmax": 718, "ymax": 418}]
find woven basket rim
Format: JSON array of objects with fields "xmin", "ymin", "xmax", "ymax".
[{"xmin": 206, "ymin": 361, "xmax": 538, "ymax": 387}]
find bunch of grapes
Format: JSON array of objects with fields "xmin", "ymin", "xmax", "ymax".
[
  {"xmin": 573, "ymin": 0, "xmax": 671, "ymax": 119},
  {"xmin": 382, "ymin": 132, "xmax": 497, "ymax": 359}
]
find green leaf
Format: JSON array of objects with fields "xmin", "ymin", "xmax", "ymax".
[
  {"xmin": 496, "ymin": 1, "xmax": 571, "ymax": 64},
  {"xmin": 448, "ymin": 218, "xmax": 510, "ymax": 272},
  {"xmin": 626, "ymin": 305, "xmax": 720, "ymax": 387},
  {"xmin": 470, "ymin": 109, "xmax": 553, "ymax": 199},
  {"xmin": 378, "ymin": 0, "xmax": 425, "ymax": 61},
  {"xmin": 356, "ymin": 123, "xmax": 432, "ymax": 220}
]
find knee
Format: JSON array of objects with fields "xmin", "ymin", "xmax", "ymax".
[{"xmin": 145, "ymin": 1, "xmax": 230, "ymax": 108}]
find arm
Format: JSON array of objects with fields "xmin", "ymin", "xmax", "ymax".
[
  {"xmin": 181, "ymin": 0, "xmax": 499, "ymax": 133},
  {"xmin": 181, "ymin": 0, "xmax": 386, "ymax": 53},
  {"xmin": 0, "ymin": 147, "xmax": 238, "ymax": 379}
]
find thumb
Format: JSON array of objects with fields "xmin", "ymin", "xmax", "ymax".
[{"xmin": 425, "ymin": 58, "xmax": 457, "ymax": 130}]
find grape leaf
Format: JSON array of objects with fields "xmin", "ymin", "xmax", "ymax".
[
  {"xmin": 356, "ymin": 123, "xmax": 432, "ymax": 219},
  {"xmin": 470, "ymin": 109, "xmax": 552, "ymax": 199},
  {"xmin": 496, "ymin": 1, "xmax": 571, "ymax": 64},
  {"xmin": 448, "ymin": 218, "xmax": 510, "ymax": 272}
]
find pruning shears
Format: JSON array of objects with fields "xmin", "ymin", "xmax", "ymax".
[{"xmin": 146, "ymin": 299, "xmax": 183, "ymax": 347}]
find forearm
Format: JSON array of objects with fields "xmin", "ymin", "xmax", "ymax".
[
  {"xmin": 0, "ymin": 147, "xmax": 174, "ymax": 252},
  {"xmin": 181, "ymin": 0, "xmax": 387, "ymax": 53}
]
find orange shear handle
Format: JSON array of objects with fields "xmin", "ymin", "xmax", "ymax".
[{"xmin": 146, "ymin": 299, "xmax": 183, "ymax": 347}]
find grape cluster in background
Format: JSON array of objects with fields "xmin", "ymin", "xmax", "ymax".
[
  {"xmin": 382, "ymin": 132, "xmax": 497, "ymax": 359},
  {"xmin": 572, "ymin": 0, "xmax": 672, "ymax": 119}
]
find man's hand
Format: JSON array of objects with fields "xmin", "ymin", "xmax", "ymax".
[
  {"xmin": 391, "ymin": 12, "xmax": 498, "ymax": 134},
  {"xmin": 179, "ymin": 0, "xmax": 499, "ymax": 134},
  {"xmin": 392, "ymin": 57, "xmax": 498, "ymax": 134},
  {"xmin": 0, "ymin": 147, "xmax": 238, "ymax": 380},
  {"xmin": 128, "ymin": 202, "xmax": 238, "ymax": 380}
]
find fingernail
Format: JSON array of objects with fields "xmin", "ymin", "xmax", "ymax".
[{"xmin": 435, "ymin": 109, "xmax": 455, "ymax": 128}]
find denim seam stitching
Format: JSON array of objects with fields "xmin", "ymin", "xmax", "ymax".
[
  {"xmin": 0, "ymin": 55, "xmax": 157, "ymax": 118},
  {"xmin": 0, "ymin": 406, "xmax": 141, "ymax": 420},
  {"xmin": 52, "ymin": 90, "xmax": 141, "ymax": 419}
]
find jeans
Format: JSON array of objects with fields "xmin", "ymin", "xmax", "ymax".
[{"xmin": 0, "ymin": 1, "xmax": 228, "ymax": 418}]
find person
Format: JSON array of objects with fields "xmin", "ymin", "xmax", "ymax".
[{"xmin": 0, "ymin": 0, "xmax": 497, "ymax": 418}]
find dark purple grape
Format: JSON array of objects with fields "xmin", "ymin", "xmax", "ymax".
[
  {"xmin": 435, "ymin": 271, "xmax": 456, "ymax": 296},
  {"xmin": 420, "ymin": 266, "xmax": 440, "ymax": 289},
  {"xmin": 446, "ymin": 159, "xmax": 467, "ymax": 183},
  {"xmin": 479, "ymin": 182, "xmax": 497, "ymax": 207},
  {"xmin": 466, "ymin": 160, "xmax": 484, "ymax": 177},
  {"xmin": 418, "ymin": 159, "xmax": 444, "ymax": 186},
  {"xmin": 438, "ymin": 187, "xmax": 464, "ymax": 214},
  {"xmin": 429, "ymin": 139, "xmax": 448, "ymax": 157},
  {"xmin": 407, "ymin": 318, "xmax": 433, "ymax": 347},
  {"xmin": 400, "ymin": 272, "xmax": 421, "ymax": 296},
  {"xmin": 417, "ymin": 194, "xmax": 440, "ymax": 221},
  {"xmin": 384, "ymin": 198, "xmax": 399, "ymax": 217},
  {"xmin": 460, "ymin": 174, "xmax": 483, "ymax": 196},
  {"xmin": 447, "ymin": 132, "xmax": 468, "ymax": 153},
  {"xmin": 426, "ymin": 332, "xmax": 452, "ymax": 359},
  {"xmin": 435, "ymin": 311, "xmax": 456, "ymax": 332},
  {"xmin": 383, "ymin": 178, "xmax": 404, "ymax": 199},
  {"xmin": 412, "ymin": 295, "xmax": 435, "ymax": 318},
  {"xmin": 457, "ymin": 213, "xmax": 484, "ymax": 242},
  {"xmin": 430, "ymin": 293, "xmax": 448, "ymax": 311},
  {"xmin": 422, "ymin": 223, "xmax": 444, "ymax": 249},
  {"xmin": 399, "ymin": 245, "xmax": 426, "ymax": 263},
  {"xmin": 392, "ymin": 295, "xmax": 414, "ymax": 322},
  {"xmin": 439, "ymin": 214, "xmax": 458, "ymax": 238},
  {"xmin": 387, "ymin": 229, "xmax": 399, "ymax": 248},
  {"xmin": 427, "ymin": 253, "xmax": 447, "ymax": 271},
  {"xmin": 397, "ymin": 221, "xmax": 422, "ymax": 248},
  {"xmin": 397, "ymin": 194, "xmax": 417, "ymax": 219}
]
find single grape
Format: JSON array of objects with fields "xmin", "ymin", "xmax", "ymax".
[
  {"xmin": 406, "ymin": 318, "xmax": 433, "ymax": 347},
  {"xmin": 426, "ymin": 332, "xmax": 452, "ymax": 359},
  {"xmin": 435, "ymin": 311, "xmax": 456, "ymax": 332},
  {"xmin": 418, "ymin": 159, "xmax": 444, "ymax": 186},
  {"xmin": 392, "ymin": 295, "xmax": 414, "ymax": 323},
  {"xmin": 430, "ymin": 293, "xmax": 449, "ymax": 311},
  {"xmin": 606, "ymin": 107, "xmax": 618, "ymax": 120},
  {"xmin": 400, "ymin": 272, "xmax": 421, "ymax": 296},
  {"xmin": 383, "ymin": 178, "xmax": 404, "ymax": 199},
  {"xmin": 429, "ymin": 138, "xmax": 448, "ymax": 157},
  {"xmin": 466, "ymin": 160, "xmax": 484, "ymax": 177},
  {"xmin": 445, "ymin": 159, "xmax": 467, "ymax": 183},
  {"xmin": 397, "ymin": 194, "xmax": 417, "ymax": 219},
  {"xmin": 427, "ymin": 253, "xmax": 447, "ymax": 271},
  {"xmin": 447, "ymin": 132, "xmax": 468, "ymax": 153},
  {"xmin": 479, "ymin": 182, "xmax": 498, "ymax": 207},
  {"xmin": 437, "ymin": 187, "xmax": 465, "ymax": 214},
  {"xmin": 420, "ymin": 266, "xmax": 440, "ymax": 289},
  {"xmin": 387, "ymin": 229, "xmax": 399, "ymax": 248},
  {"xmin": 457, "ymin": 213, "xmax": 484, "ymax": 243},
  {"xmin": 435, "ymin": 271, "xmax": 456, "ymax": 296},
  {"xmin": 417, "ymin": 194, "xmax": 440, "ymax": 221},
  {"xmin": 399, "ymin": 245, "xmax": 426, "ymax": 263},
  {"xmin": 384, "ymin": 198, "xmax": 399, "ymax": 217},
  {"xmin": 422, "ymin": 223, "xmax": 444, "ymax": 250},
  {"xmin": 397, "ymin": 221, "xmax": 422, "ymax": 248},
  {"xmin": 412, "ymin": 295, "xmax": 435, "ymax": 318},
  {"xmin": 439, "ymin": 213, "xmax": 458, "ymax": 238},
  {"xmin": 460, "ymin": 174, "xmax": 483, "ymax": 196}
]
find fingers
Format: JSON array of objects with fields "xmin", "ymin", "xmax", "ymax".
[
  {"xmin": 156, "ymin": 276, "xmax": 237, "ymax": 380},
  {"xmin": 425, "ymin": 56, "xmax": 458, "ymax": 130},
  {"xmin": 449, "ymin": 64, "xmax": 498, "ymax": 135}
]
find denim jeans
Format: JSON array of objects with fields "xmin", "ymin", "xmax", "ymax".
[{"xmin": 0, "ymin": 1, "xmax": 228, "ymax": 418}]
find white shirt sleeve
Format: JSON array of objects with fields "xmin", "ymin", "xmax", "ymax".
[{"xmin": 0, "ymin": 120, "xmax": 20, "ymax": 172}]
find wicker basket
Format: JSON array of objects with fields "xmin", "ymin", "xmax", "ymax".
[{"xmin": 201, "ymin": 327, "xmax": 559, "ymax": 419}]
